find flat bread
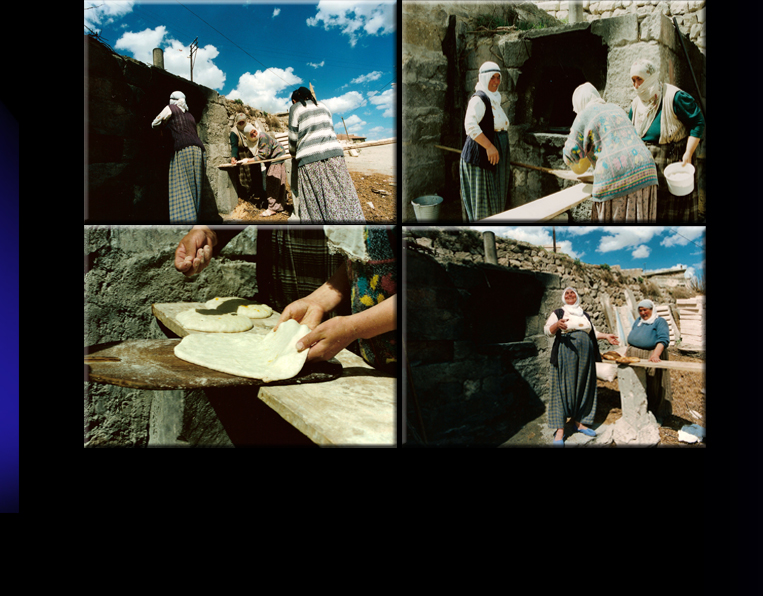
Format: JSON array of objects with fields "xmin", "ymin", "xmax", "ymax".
[
  {"xmin": 616, "ymin": 356, "xmax": 641, "ymax": 364},
  {"xmin": 176, "ymin": 308, "xmax": 254, "ymax": 333},
  {"xmin": 602, "ymin": 352, "xmax": 621, "ymax": 361},
  {"xmin": 173, "ymin": 319, "xmax": 311, "ymax": 382},
  {"xmin": 204, "ymin": 297, "xmax": 274, "ymax": 319}
]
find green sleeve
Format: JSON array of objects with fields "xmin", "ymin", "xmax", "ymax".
[
  {"xmin": 673, "ymin": 90, "xmax": 704, "ymax": 139},
  {"xmin": 230, "ymin": 131, "xmax": 239, "ymax": 159}
]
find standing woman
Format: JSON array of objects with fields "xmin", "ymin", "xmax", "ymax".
[
  {"xmin": 151, "ymin": 91, "xmax": 206, "ymax": 223},
  {"xmin": 459, "ymin": 61, "xmax": 511, "ymax": 221},
  {"xmin": 229, "ymin": 112, "xmax": 260, "ymax": 203},
  {"xmin": 288, "ymin": 87, "xmax": 365, "ymax": 223},
  {"xmin": 626, "ymin": 299, "xmax": 672, "ymax": 421},
  {"xmin": 628, "ymin": 58, "xmax": 705, "ymax": 222},
  {"xmin": 563, "ymin": 83, "xmax": 659, "ymax": 222},
  {"xmin": 243, "ymin": 125, "xmax": 287, "ymax": 217},
  {"xmin": 544, "ymin": 287, "xmax": 619, "ymax": 447}
]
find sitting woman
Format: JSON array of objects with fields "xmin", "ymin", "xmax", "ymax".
[{"xmin": 626, "ymin": 299, "xmax": 672, "ymax": 421}]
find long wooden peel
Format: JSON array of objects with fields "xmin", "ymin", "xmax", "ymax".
[{"xmin": 433, "ymin": 144, "xmax": 584, "ymax": 181}]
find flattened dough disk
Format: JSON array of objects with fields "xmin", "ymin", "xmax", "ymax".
[
  {"xmin": 204, "ymin": 297, "xmax": 274, "ymax": 319},
  {"xmin": 176, "ymin": 308, "xmax": 254, "ymax": 332},
  {"xmin": 173, "ymin": 319, "xmax": 311, "ymax": 382}
]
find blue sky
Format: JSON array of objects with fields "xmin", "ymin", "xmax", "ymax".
[
  {"xmin": 472, "ymin": 226, "xmax": 706, "ymax": 280},
  {"xmin": 85, "ymin": 1, "xmax": 396, "ymax": 140}
]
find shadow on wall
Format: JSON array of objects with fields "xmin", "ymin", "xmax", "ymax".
[
  {"xmin": 86, "ymin": 36, "xmax": 220, "ymax": 223},
  {"xmin": 405, "ymin": 249, "xmax": 551, "ymax": 445}
]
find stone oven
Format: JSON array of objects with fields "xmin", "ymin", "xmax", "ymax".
[{"xmin": 403, "ymin": 4, "xmax": 706, "ymax": 221}]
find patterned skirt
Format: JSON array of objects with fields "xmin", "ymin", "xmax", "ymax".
[
  {"xmin": 591, "ymin": 184, "xmax": 658, "ymax": 223},
  {"xmin": 548, "ymin": 331, "xmax": 598, "ymax": 429},
  {"xmin": 459, "ymin": 131, "xmax": 511, "ymax": 221},
  {"xmin": 297, "ymin": 156, "xmax": 365, "ymax": 223},
  {"xmin": 264, "ymin": 162, "xmax": 286, "ymax": 212},
  {"xmin": 168, "ymin": 145, "xmax": 203, "ymax": 223},
  {"xmin": 646, "ymin": 138, "xmax": 700, "ymax": 223},
  {"xmin": 625, "ymin": 345, "xmax": 672, "ymax": 419}
]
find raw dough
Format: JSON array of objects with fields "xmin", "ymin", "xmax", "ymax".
[
  {"xmin": 176, "ymin": 308, "xmax": 254, "ymax": 333},
  {"xmin": 204, "ymin": 297, "xmax": 274, "ymax": 319},
  {"xmin": 173, "ymin": 319, "xmax": 311, "ymax": 382}
]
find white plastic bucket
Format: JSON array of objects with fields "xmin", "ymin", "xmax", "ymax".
[
  {"xmin": 412, "ymin": 195, "xmax": 443, "ymax": 221},
  {"xmin": 664, "ymin": 162, "xmax": 695, "ymax": 196}
]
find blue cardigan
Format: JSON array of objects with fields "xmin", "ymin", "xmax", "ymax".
[{"xmin": 627, "ymin": 317, "xmax": 670, "ymax": 350}]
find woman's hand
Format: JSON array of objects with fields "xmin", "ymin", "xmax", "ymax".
[
  {"xmin": 648, "ymin": 352, "xmax": 662, "ymax": 363},
  {"xmin": 295, "ymin": 316, "xmax": 359, "ymax": 363},
  {"xmin": 174, "ymin": 226, "xmax": 216, "ymax": 277},
  {"xmin": 274, "ymin": 298, "xmax": 328, "ymax": 333},
  {"xmin": 605, "ymin": 334, "xmax": 619, "ymax": 345},
  {"xmin": 682, "ymin": 136, "xmax": 700, "ymax": 166},
  {"xmin": 553, "ymin": 318, "xmax": 568, "ymax": 333},
  {"xmin": 230, "ymin": 157, "xmax": 237, "ymax": 165},
  {"xmin": 486, "ymin": 143, "xmax": 499, "ymax": 166}
]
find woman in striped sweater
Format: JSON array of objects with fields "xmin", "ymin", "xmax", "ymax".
[{"xmin": 288, "ymin": 87, "xmax": 364, "ymax": 223}]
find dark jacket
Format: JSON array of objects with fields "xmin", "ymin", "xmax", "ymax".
[
  {"xmin": 461, "ymin": 91, "xmax": 495, "ymax": 171},
  {"xmin": 166, "ymin": 104, "xmax": 205, "ymax": 153}
]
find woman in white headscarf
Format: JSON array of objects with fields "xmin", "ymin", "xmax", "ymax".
[
  {"xmin": 625, "ymin": 298, "xmax": 672, "ymax": 420},
  {"xmin": 459, "ymin": 61, "xmax": 511, "ymax": 221},
  {"xmin": 151, "ymin": 91, "xmax": 206, "ymax": 223},
  {"xmin": 229, "ymin": 113, "xmax": 259, "ymax": 204},
  {"xmin": 563, "ymin": 82, "xmax": 659, "ymax": 222},
  {"xmin": 628, "ymin": 58, "xmax": 705, "ymax": 222},
  {"xmin": 544, "ymin": 287, "xmax": 619, "ymax": 447}
]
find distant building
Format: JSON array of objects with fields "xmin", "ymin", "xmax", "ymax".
[{"xmin": 336, "ymin": 134, "xmax": 367, "ymax": 143}]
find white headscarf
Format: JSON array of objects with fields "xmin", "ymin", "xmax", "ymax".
[
  {"xmin": 561, "ymin": 287, "xmax": 584, "ymax": 318},
  {"xmin": 242, "ymin": 123, "xmax": 259, "ymax": 159},
  {"xmin": 572, "ymin": 82, "xmax": 606, "ymax": 115},
  {"xmin": 473, "ymin": 61, "xmax": 509, "ymax": 131},
  {"xmin": 629, "ymin": 59, "xmax": 662, "ymax": 138},
  {"xmin": 169, "ymin": 91, "xmax": 188, "ymax": 112},
  {"xmin": 636, "ymin": 299, "xmax": 659, "ymax": 326}
]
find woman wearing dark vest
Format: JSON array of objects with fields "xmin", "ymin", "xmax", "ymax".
[
  {"xmin": 459, "ymin": 61, "xmax": 511, "ymax": 221},
  {"xmin": 544, "ymin": 287, "xmax": 619, "ymax": 447},
  {"xmin": 151, "ymin": 91, "xmax": 206, "ymax": 223}
]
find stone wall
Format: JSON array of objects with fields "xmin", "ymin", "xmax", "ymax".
[
  {"xmin": 84, "ymin": 226, "xmax": 260, "ymax": 447},
  {"xmin": 86, "ymin": 35, "xmax": 280, "ymax": 222},
  {"xmin": 530, "ymin": 1, "xmax": 706, "ymax": 53},
  {"xmin": 403, "ymin": 227, "xmax": 689, "ymax": 445}
]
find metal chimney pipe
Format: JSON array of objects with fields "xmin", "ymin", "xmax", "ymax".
[
  {"xmin": 568, "ymin": 1, "xmax": 585, "ymax": 24},
  {"xmin": 483, "ymin": 231, "xmax": 497, "ymax": 265},
  {"xmin": 153, "ymin": 48, "xmax": 164, "ymax": 69}
]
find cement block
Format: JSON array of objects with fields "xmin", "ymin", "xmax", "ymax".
[{"xmin": 591, "ymin": 13, "xmax": 639, "ymax": 46}]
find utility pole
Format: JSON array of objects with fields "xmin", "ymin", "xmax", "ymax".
[
  {"xmin": 189, "ymin": 37, "xmax": 198, "ymax": 82},
  {"xmin": 552, "ymin": 226, "xmax": 557, "ymax": 253}
]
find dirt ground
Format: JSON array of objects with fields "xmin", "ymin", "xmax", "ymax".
[
  {"xmin": 594, "ymin": 347, "xmax": 706, "ymax": 447},
  {"xmin": 221, "ymin": 143, "xmax": 396, "ymax": 224}
]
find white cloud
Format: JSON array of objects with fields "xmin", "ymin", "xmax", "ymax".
[
  {"xmin": 351, "ymin": 71, "xmax": 383, "ymax": 84},
  {"xmin": 272, "ymin": 8, "xmax": 281, "ymax": 18},
  {"xmin": 660, "ymin": 226, "xmax": 705, "ymax": 248},
  {"xmin": 596, "ymin": 227, "xmax": 666, "ymax": 253},
  {"xmin": 227, "ymin": 67, "xmax": 303, "ymax": 114},
  {"xmin": 321, "ymin": 90, "xmax": 367, "ymax": 115},
  {"xmin": 84, "ymin": 0, "xmax": 134, "ymax": 31},
  {"xmin": 631, "ymin": 245, "xmax": 650, "ymax": 259},
  {"xmin": 368, "ymin": 87, "xmax": 395, "ymax": 118},
  {"xmin": 114, "ymin": 27, "xmax": 226, "ymax": 90},
  {"xmin": 335, "ymin": 114, "xmax": 366, "ymax": 133},
  {"xmin": 308, "ymin": 61, "xmax": 325, "ymax": 69},
  {"xmin": 480, "ymin": 227, "xmax": 583, "ymax": 259},
  {"xmin": 684, "ymin": 267, "xmax": 696, "ymax": 279},
  {"xmin": 307, "ymin": 1, "xmax": 395, "ymax": 46}
]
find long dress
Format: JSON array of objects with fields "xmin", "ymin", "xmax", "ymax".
[
  {"xmin": 548, "ymin": 330, "xmax": 598, "ymax": 430},
  {"xmin": 460, "ymin": 131, "xmax": 510, "ymax": 221}
]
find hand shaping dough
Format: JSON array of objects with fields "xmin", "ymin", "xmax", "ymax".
[
  {"xmin": 173, "ymin": 319, "xmax": 311, "ymax": 382},
  {"xmin": 176, "ymin": 308, "xmax": 254, "ymax": 333},
  {"xmin": 204, "ymin": 297, "xmax": 274, "ymax": 319}
]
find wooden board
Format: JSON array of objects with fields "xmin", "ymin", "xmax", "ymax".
[
  {"xmin": 152, "ymin": 302, "xmax": 280, "ymax": 338},
  {"xmin": 479, "ymin": 183, "xmax": 593, "ymax": 222},
  {"xmin": 85, "ymin": 339, "xmax": 342, "ymax": 390},
  {"xmin": 628, "ymin": 360, "xmax": 704, "ymax": 373}
]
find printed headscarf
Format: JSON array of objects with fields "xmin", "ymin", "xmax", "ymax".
[
  {"xmin": 572, "ymin": 82, "xmax": 606, "ymax": 114},
  {"xmin": 242, "ymin": 123, "xmax": 260, "ymax": 159},
  {"xmin": 636, "ymin": 299, "xmax": 659, "ymax": 326},
  {"xmin": 169, "ymin": 91, "xmax": 188, "ymax": 112},
  {"xmin": 232, "ymin": 113, "xmax": 248, "ymax": 148}
]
